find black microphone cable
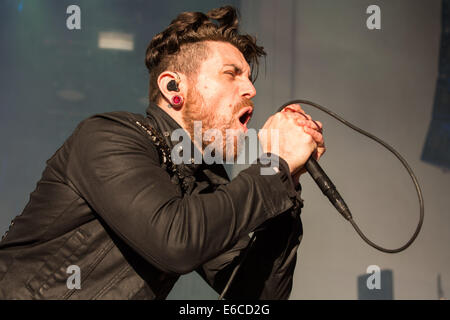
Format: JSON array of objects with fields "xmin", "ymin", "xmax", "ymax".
[
  {"xmin": 278, "ymin": 99, "xmax": 424, "ymax": 253},
  {"xmin": 219, "ymin": 99, "xmax": 424, "ymax": 299}
]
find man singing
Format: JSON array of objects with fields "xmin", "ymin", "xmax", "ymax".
[{"xmin": 0, "ymin": 6, "xmax": 325, "ymax": 299}]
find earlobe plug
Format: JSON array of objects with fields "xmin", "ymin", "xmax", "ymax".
[{"xmin": 171, "ymin": 95, "xmax": 183, "ymax": 107}]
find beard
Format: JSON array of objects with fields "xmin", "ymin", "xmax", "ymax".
[{"xmin": 181, "ymin": 87, "xmax": 252, "ymax": 162}]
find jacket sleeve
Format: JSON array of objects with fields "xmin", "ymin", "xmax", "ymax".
[
  {"xmin": 65, "ymin": 115, "xmax": 299, "ymax": 275},
  {"xmin": 196, "ymin": 161, "xmax": 304, "ymax": 300}
]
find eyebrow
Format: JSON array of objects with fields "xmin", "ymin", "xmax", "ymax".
[{"xmin": 223, "ymin": 64, "xmax": 252, "ymax": 81}]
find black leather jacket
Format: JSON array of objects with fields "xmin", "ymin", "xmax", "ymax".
[{"xmin": 0, "ymin": 103, "xmax": 304, "ymax": 300}]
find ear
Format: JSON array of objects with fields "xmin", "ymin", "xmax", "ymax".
[{"xmin": 157, "ymin": 71, "xmax": 188, "ymax": 105}]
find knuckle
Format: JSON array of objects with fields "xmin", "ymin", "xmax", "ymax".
[
  {"xmin": 313, "ymin": 132, "xmax": 320, "ymax": 141},
  {"xmin": 304, "ymin": 133, "xmax": 314, "ymax": 143},
  {"xmin": 284, "ymin": 104, "xmax": 304, "ymax": 114}
]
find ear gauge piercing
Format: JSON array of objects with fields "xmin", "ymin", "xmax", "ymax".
[
  {"xmin": 171, "ymin": 95, "xmax": 184, "ymax": 107},
  {"xmin": 166, "ymin": 72, "xmax": 182, "ymax": 108}
]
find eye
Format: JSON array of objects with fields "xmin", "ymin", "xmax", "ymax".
[{"xmin": 225, "ymin": 71, "xmax": 235, "ymax": 77}]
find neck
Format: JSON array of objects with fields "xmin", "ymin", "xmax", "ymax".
[
  {"xmin": 157, "ymin": 101, "xmax": 187, "ymax": 131},
  {"xmin": 156, "ymin": 101, "xmax": 204, "ymax": 153}
]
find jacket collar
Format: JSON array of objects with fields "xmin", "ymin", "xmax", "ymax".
[{"xmin": 145, "ymin": 102, "xmax": 205, "ymax": 176}]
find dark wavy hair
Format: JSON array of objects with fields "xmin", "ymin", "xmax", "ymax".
[{"xmin": 145, "ymin": 5, "xmax": 266, "ymax": 103}]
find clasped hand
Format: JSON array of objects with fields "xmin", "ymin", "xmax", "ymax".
[{"xmin": 258, "ymin": 104, "xmax": 326, "ymax": 182}]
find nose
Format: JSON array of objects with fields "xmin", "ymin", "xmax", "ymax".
[{"xmin": 241, "ymin": 78, "xmax": 256, "ymax": 100}]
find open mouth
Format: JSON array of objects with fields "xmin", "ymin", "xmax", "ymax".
[{"xmin": 237, "ymin": 107, "xmax": 253, "ymax": 132}]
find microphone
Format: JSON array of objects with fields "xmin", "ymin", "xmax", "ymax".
[
  {"xmin": 280, "ymin": 105, "xmax": 352, "ymax": 220},
  {"xmin": 305, "ymin": 156, "xmax": 352, "ymax": 220},
  {"xmin": 275, "ymin": 99, "xmax": 423, "ymax": 254}
]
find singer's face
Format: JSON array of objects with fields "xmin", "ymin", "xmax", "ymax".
[{"xmin": 182, "ymin": 41, "xmax": 256, "ymax": 160}]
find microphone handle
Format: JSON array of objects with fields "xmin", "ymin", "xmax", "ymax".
[{"xmin": 304, "ymin": 157, "xmax": 352, "ymax": 220}]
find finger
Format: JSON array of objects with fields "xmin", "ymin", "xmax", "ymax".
[
  {"xmin": 286, "ymin": 111, "xmax": 309, "ymax": 122},
  {"xmin": 314, "ymin": 147, "xmax": 326, "ymax": 161},
  {"xmin": 296, "ymin": 119, "xmax": 323, "ymax": 133},
  {"xmin": 282, "ymin": 104, "xmax": 305, "ymax": 114},
  {"xmin": 303, "ymin": 126, "xmax": 324, "ymax": 145},
  {"xmin": 283, "ymin": 104, "xmax": 310, "ymax": 120},
  {"xmin": 295, "ymin": 119, "xmax": 315, "ymax": 130},
  {"xmin": 317, "ymin": 147, "xmax": 326, "ymax": 157},
  {"xmin": 313, "ymin": 120, "xmax": 323, "ymax": 131}
]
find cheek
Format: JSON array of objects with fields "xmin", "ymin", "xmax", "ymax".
[
  {"xmin": 195, "ymin": 77, "xmax": 218, "ymax": 101},
  {"xmin": 195, "ymin": 80, "xmax": 238, "ymax": 121}
]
